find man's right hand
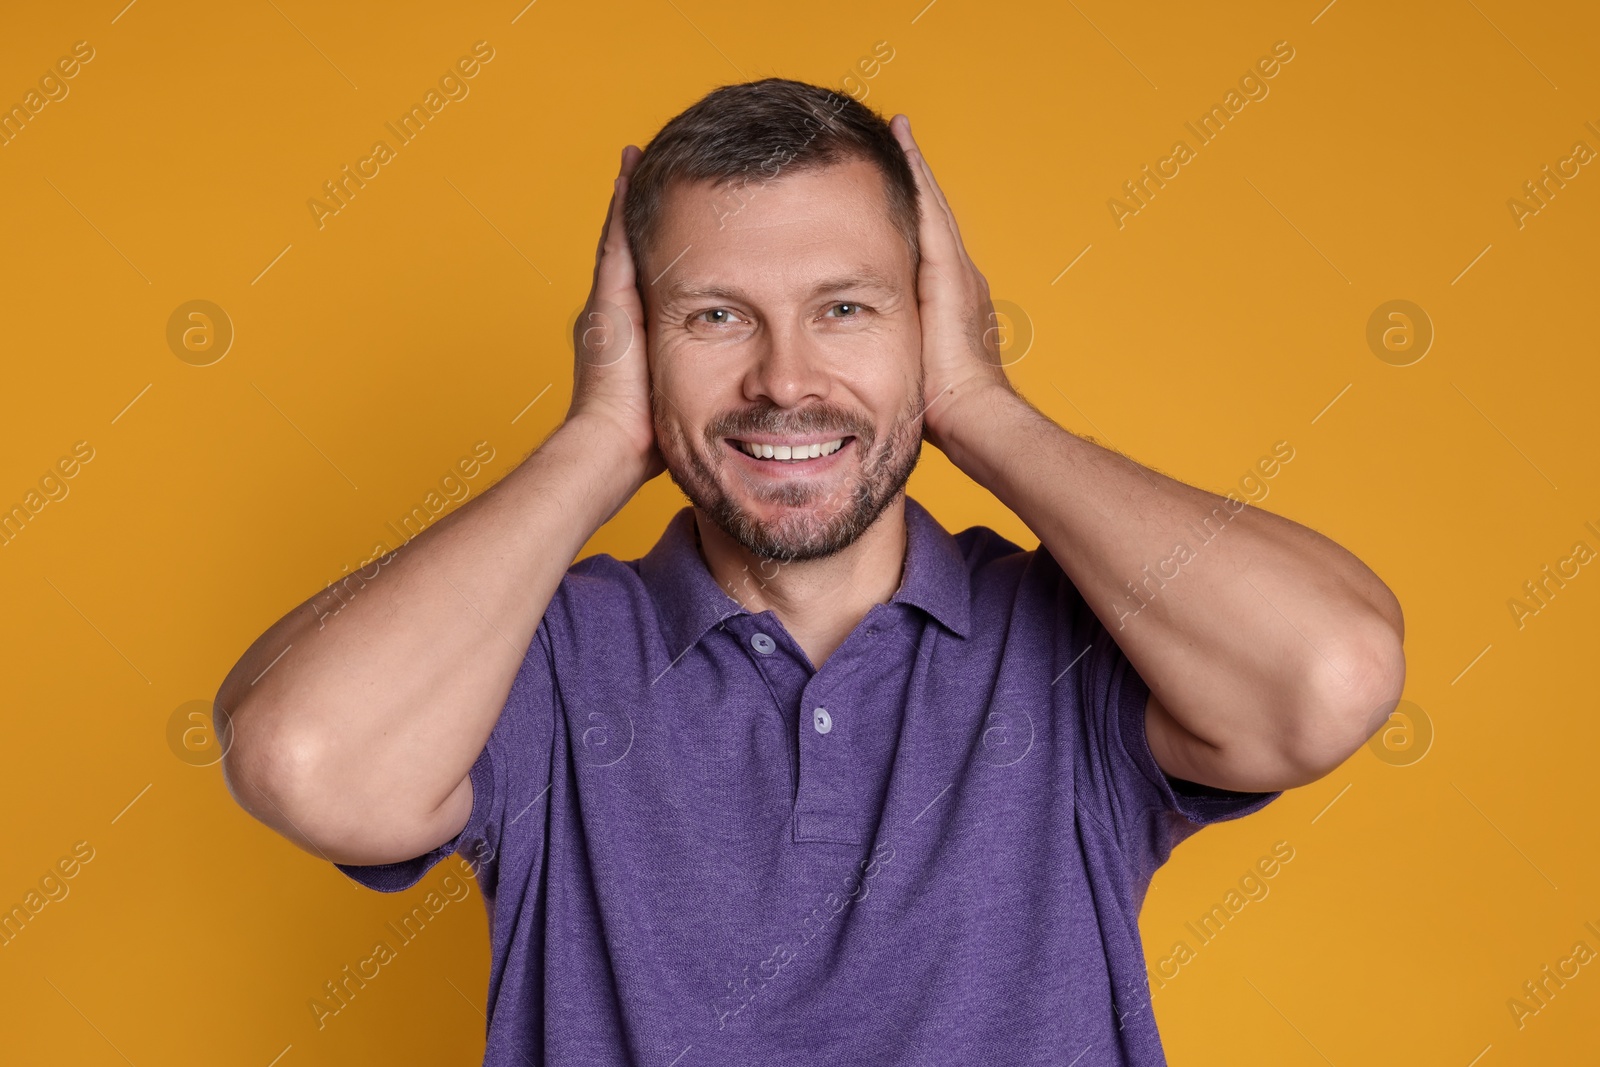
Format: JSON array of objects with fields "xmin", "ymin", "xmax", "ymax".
[{"xmin": 567, "ymin": 145, "xmax": 665, "ymax": 484}]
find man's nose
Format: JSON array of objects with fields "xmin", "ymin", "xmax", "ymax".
[{"xmin": 742, "ymin": 320, "xmax": 831, "ymax": 409}]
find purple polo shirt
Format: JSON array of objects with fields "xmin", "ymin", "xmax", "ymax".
[{"xmin": 336, "ymin": 494, "xmax": 1278, "ymax": 1064}]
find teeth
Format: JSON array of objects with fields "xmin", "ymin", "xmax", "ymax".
[{"xmin": 736, "ymin": 437, "xmax": 845, "ymax": 461}]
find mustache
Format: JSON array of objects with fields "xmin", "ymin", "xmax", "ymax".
[{"xmin": 711, "ymin": 407, "xmax": 867, "ymax": 440}]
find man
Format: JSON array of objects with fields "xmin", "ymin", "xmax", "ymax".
[{"xmin": 217, "ymin": 78, "xmax": 1405, "ymax": 1064}]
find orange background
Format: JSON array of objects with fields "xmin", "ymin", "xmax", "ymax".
[{"xmin": 2, "ymin": 1, "xmax": 1596, "ymax": 1063}]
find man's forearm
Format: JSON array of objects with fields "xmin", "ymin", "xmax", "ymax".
[
  {"xmin": 937, "ymin": 384, "xmax": 1403, "ymax": 768},
  {"xmin": 217, "ymin": 413, "xmax": 648, "ymax": 852}
]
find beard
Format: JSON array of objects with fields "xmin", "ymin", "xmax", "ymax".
[{"xmin": 654, "ymin": 379, "xmax": 925, "ymax": 564}]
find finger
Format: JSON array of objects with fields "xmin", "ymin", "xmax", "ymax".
[
  {"xmin": 888, "ymin": 113, "xmax": 915, "ymax": 156},
  {"xmin": 592, "ymin": 146, "xmax": 642, "ymax": 289},
  {"xmin": 892, "ymin": 116, "xmax": 969, "ymax": 273},
  {"xmin": 590, "ymin": 148, "xmax": 643, "ymax": 303},
  {"xmin": 597, "ymin": 168, "xmax": 639, "ymax": 304},
  {"xmin": 591, "ymin": 183, "xmax": 616, "ymax": 291},
  {"xmin": 911, "ymin": 145, "xmax": 973, "ymax": 271},
  {"xmin": 891, "ymin": 116, "xmax": 952, "ymax": 230}
]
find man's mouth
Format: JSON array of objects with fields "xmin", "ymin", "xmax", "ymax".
[{"xmin": 726, "ymin": 436, "xmax": 853, "ymax": 463}]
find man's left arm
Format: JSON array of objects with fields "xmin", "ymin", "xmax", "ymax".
[
  {"xmin": 941, "ymin": 386, "xmax": 1405, "ymax": 794},
  {"xmin": 890, "ymin": 114, "xmax": 1406, "ymax": 795}
]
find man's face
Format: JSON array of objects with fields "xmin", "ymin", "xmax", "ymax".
[{"xmin": 642, "ymin": 155, "xmax": 924, "ymax": 565}]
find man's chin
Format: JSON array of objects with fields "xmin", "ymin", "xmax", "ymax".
[{"xmin": 721, "ymin": 493, "xmax": 853, "ymax": 560}]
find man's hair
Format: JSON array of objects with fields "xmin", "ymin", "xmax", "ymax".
[{"xmin": 622, "ymin": 77, "xmax": 921, "ymax": 281}]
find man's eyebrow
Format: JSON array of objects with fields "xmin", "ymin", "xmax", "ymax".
[{"xmin": 659, "ymin": 269, "xmax": 900, "ymax": 307}]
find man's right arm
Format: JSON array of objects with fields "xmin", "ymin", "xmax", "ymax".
[
  {"xmin": 214, "ymin": 415, "xmax": 650, "ymax": 867},
  {"xmin": 217, "ymin": 143, "xmax": 660, "ymax": 868}
]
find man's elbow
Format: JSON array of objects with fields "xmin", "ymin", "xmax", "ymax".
[
  {"xmin": 217, "ymin": 700, "xmax": 324, "ymax": 846},
  {"xmin": 1279, "ymin": 623, "xmax": 1408, "ymax": 786}
]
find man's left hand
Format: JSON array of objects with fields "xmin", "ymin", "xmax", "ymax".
[{"xmin": 889, "ymin": 113, "xmax": 1019, "ymax": 455}]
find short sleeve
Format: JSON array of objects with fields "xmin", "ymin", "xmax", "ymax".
[
  {"xmin": 333, "ymin": 618, "xmax": 558, "ymax": 896},
  {"xmin": 1034, "ymin": 544, "xmax": 1280, "ymax": 881}
]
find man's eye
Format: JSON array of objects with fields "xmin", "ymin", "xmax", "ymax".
[
  {"xmin": 694, "ymin": 308, "xmax": 740, "ymax": 325},
  {"xmin": 826, "ymin": 303, "xmax": 867, "ymax": 318}
]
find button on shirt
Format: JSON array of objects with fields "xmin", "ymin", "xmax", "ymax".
[{"xmin": 336, "ymin": 495, "xmax": 1279, "ymax": 1065}]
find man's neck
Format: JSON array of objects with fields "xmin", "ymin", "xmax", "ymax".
[{"xmin": 693, "ymin": 497, "xmax": 908, "ymax": 670}]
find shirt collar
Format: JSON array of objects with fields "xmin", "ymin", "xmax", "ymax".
[{"xmin": 637, "ymin": 494, "xmax": 972, "ymax": 659}]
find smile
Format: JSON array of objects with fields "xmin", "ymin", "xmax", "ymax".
[{"xmin": 728, "ymin": 436, "xmax": 851, "ymax": 463}]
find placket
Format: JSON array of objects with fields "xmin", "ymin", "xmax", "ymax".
[{"xmin": 723, "ymin": 610, "xmax": 872, "ymax": 846}]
